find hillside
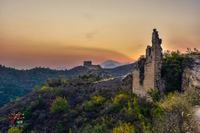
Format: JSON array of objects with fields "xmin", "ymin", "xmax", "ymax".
[
  {"xmin": 0, "ymin": 74, "xmax": 199, "ymax": 133},
  {"xmin": 0, "ymin": 75, "xmax": 135, "ymax": 132},
  {"xmin": 0, "ymin": 63, "xmax": 135, "ymax": 107}
]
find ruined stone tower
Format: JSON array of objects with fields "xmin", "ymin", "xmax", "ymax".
[{"xmin": 132, "ymin": 29, "xmax": 163, "ymax": 96}]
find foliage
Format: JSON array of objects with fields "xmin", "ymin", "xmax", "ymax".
[
  {"xmin": 40, "ymin": 86, "xmax": 50, "ymax": 93},
  {"xmin": 50, "ymin": 96, "xmax": 69, "ymax": 113},
  {"xmin": 80, "ymin": 74, "xmax": 102, "ymax": 82},
  {"xmin": 185, "ymin": 48, "xmax": 200, "ymax": 55},
  {"xmin": 82, "ymin": 123, "xmax": 107, "ymax": 133},
  {"xmin": 147, "ymin": 89, "xmax": 161, "ymax": 102},
  {"xmin": 1, "ymin": 74, "xmax": 200, "ymax": 133},
  {"xmin": 83, "ymin": 95, "xmax": 106, "ymax": 111},
  {"xmin": 153, "ymin": 90, "xmax": 200, "ymax": 132},
  {"xmin": 112, "ymin": 123, "xmax": 135, "ymax": 133},
  {"xmin": 162, "ymin": 50, "xmax": 184, "ymax": 92},
  {"xmin": 55, "ymin": 122, "xmax": 65, "ymax": 133},
  {"xmin": 46, "ymin": 78, "xmax": 69, "ymax": 87},
  {"xmin": 38, "ymin": 85, "xmax": 65, "ymax": 96},
  {"xmin": 91, "ymin": 96, "xmax": 106, "ymax": 105},
  {"xmin": 8, "ymin": 127, "xmax": 22, "ymax": 133},
  {"xmin": 23, "ymin": 95, "xmax": 44, "ymax": 121},
  {"xmin": 0, "ymin": 65, "xmax": 69, "ymax": 107},
  {"xmin": 113, "ymin": 93, "xmax": 129, "ymax": 105},
  {"xmin": 83, "ymin": 101, "xmax": 94, "ymax": 111}
]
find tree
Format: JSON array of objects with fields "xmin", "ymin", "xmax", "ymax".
[
  {"xmin": 50, "ymin": 96, "xmax": 69, "ymax": 113},
  {"xmin": 162, "ymin": 51, "xmax": 184, "ymax": 92}
]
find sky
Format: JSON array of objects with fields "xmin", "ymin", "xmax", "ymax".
[{"xmin": 0, "ymin": 0, "xmax": 199, "ymax": 69}]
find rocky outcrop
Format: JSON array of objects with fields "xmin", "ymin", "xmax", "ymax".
[{"xmin": 182, "ymin": 55, "xmax": 200, "ymax": 90}]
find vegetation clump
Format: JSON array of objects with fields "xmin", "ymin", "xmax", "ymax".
[
  {"xmin": 8, "ymin": 127, "xmax": 22, "ymax": 133},
  {"xmin": 112, "ymin": 123, "xmax": 135, "ymax": 133},
  {"xmin": 83, "ymin": 95, "xmax": 106, "ymax": 111},
  {"xmin": 50, "ymin": 96, "xmax": 69, "ymax": 113},
  {"xmin": 152, "ymin": 90, "xmax": 200, "ymax": 133},
  {"xmin": 162, "ymin": 50, "xmax": 184, "ymax": 92}
]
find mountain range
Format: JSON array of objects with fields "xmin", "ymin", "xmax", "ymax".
[{"xmin": 0, "ymin": 63, "xmax": 135, "ymax": 107}]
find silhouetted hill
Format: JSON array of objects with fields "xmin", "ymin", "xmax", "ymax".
[
  {"xmin": 100, "ymin": 60, "xmax": 123, "ymax": 68},
  {"xmin": 104, "ymin": 63, "xmax": 135, "ymax": 77},
  {"xmin": 0, "ymin": 63, "xmax": 135, "ymax": 107},
  {"xmin": 0, "ymin": 65, "xmax": 68, "ymax": 107}
]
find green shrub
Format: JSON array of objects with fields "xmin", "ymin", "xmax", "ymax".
[
  {"xmin": 83, "ymin": 95, "xmax": 106, "ymax": 111},
  {"xmin": 50, "ymin": 96, "xmax": 69, "ymax": 113},
  {"xmin": 55, "ymin": 122, "xmax": 65, "ymax": 133},
  {"xmin": 113, "ymin": 93, "xmax": 129, "ymax": 105},
  {"xmin": 40, "ymin": 86, "xmax": 51, "ymax": 93},
  {"xmin": 23, "ymin": 95, "xmax": 44, "ymax": 120},
  {"xmin": 33, "ymin": 85, "xmax": 40, "ymax": 92},
  {"xmin": 112, "ymin": 123, "xmax": 135, "ymax": 133},
  {"xmin": 82, "ymin": 124, "xmax": 107, "ymax": 133},
  {"xmin": 91, "ymin": 96, "xmax": 106, "ymax": 105},
  {"xmin": 153, "ymin": 92, "xmax": 199, "ymax": 132},
  {"xmin": 8, "ymin": 127, "xmax": 22, "ymax": 133},
  {"xmin": 83, "ymin": 101, "xmax": 94, "ymax": 111},
  {"xmin": 152, "ymin": 104, "xmax": 164, "ymax": 118},
  {"xmin": 147, "ymin": 89, "xmax": 161, "ymax": 102},
  {"xmin": 161, "ymin": 50, "xmax": 184, "ymax": 92},
  {"xmin": 39, "ymin": 85, "xmax": 65, "ymax": 96}
]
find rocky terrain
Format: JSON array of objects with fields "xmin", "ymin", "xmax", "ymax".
[{"xmin": 182, "ymin": 55, "xmax": 200, "ymax": 90}]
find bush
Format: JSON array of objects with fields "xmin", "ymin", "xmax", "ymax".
[
  {"xmin": 113, "ymin": 93, "xmax": 129, "ymax": 105},
  {"xmin": 147, "ymin": 89, "xmax": 161, "ymax": 102},
  {"xmin": 161, "ymin": 50, "xmax": 184, "ymax": 92},
  {"xmin": 83, "ymin": 101, "xmax": 94, "ymax": 111},
  {"xmin": 8, "ymin": 127, "xmax": 22, "ymax": 133},
  {"xmin": 91, "ymin": 96, "xmax": 106, "ymax": 105},
  {"xmin": 83, "ymin": 95, "xmax": 106, "ymax": 111},
  {"xmin": 50, "ymin": 96, "xmax": 69, "ymax": 113},
  {"xmin": 112, "ymin": 123, "xmax": 135, "ymax": 133},
  {"xmin": 82, "ymin": 123, "xmax": 107, "ymax": 133},
  {"xmin": 153, "ymin": 91, "xmax": 199, "ymax": 132},
  {"xmin": 39, "ymin": 86, "xmax": 51, "ymax": 93},
  {"xmin": 39, "ymin": 85, "xmax": 65, "ymax": 96}
]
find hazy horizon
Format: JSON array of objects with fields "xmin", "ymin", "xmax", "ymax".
[
  {"xmin": 0, "ymin": 0, "xmax": 199, "ymax": 69},
  {"xmin": 0, "ymin": 59, "xmax": 132, "ymax": 70}
]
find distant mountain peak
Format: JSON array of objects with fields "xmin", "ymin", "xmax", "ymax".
[{"xmin": 100, "ymin": 60, "xmax": 123, "ymax": 69}]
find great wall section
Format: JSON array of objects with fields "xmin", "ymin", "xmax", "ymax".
[{"xmin": 132, "ymin": 29, "xmax": 200, "ymax": 96}]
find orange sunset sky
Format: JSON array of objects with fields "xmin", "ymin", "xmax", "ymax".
[{"xmin": 0, "ymin": 0, "xmax": 200, "ymax": 69}]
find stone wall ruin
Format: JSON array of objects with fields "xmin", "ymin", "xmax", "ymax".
[{"xmin": 132, "ymin": 29, "xmax": 163, "ymax": 96}]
